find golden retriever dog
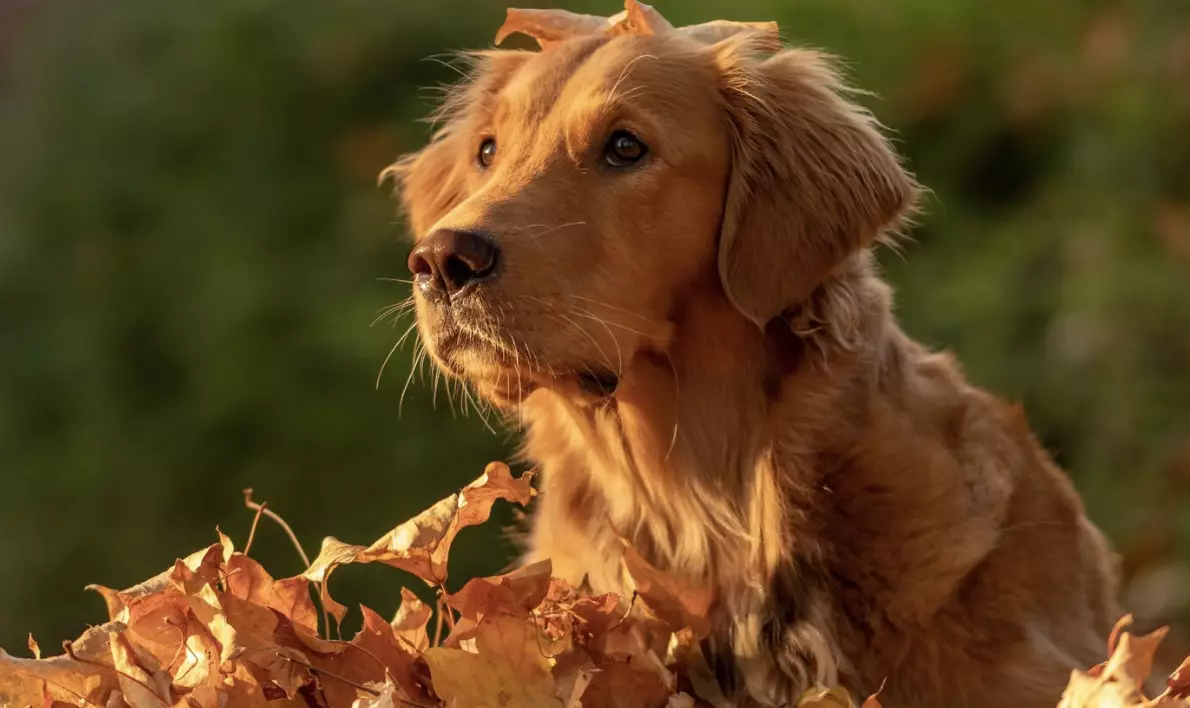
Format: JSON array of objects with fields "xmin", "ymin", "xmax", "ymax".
[{"xmin": 384, "ymin": 2, "xmax": 1120, "ymax": 706}]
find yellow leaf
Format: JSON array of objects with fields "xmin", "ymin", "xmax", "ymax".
[
  {"xmin": 392, "ymin": 587, "xmax": 432, "ymax": 652},
  {"xmin": 425, "ymin": 613, "xmax": 561, "ymax": 708}
]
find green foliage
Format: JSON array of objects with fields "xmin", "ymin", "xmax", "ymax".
[{"xmin": 1, "ymin": 0, "xmax": 1188, "ymax": 654}]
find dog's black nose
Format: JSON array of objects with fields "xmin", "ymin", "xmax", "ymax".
[{"xmin": 407, "ymin": 229, "xmax": 498, "ymax": 300}]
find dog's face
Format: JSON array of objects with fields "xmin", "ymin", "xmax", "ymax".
[{"xmin": 389, "ymin": 25, "xmax": 916, "ymax": 408}]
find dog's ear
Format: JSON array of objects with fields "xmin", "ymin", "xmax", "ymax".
[
  {"xmin": 383, "ymin": 133, "xmax": 467, "ymax": 239},
  {"xmin": 381, "ymin": 51, "xmax": 530, "ymax": 238},
  {"xmin": 711, "ymin": 39, "xmax": 919, "ymax": 329}
]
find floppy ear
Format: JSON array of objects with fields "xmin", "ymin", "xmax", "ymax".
[
  {"xmin": 382, "ymin": 134, "xmax": 467, "ymax": 239},
  {"xmin": 380, "ymin": 51, "xmax": 530, "ymax": 238},
  {"xmin": 712, "ymin": 40, "xmax": 919, "ymax": 329}
]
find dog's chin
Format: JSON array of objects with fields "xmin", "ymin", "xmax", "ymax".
[
  {"xmin": 426, "ymin": 328, "xmax": 620, "ymax": 409},
  {"xmin": 469, "ymin": 374, "xmax": 540, "ymax": 408},
  {"xmin": 464, "ymin": 366, "xmax": 619, "ymax": 409}
]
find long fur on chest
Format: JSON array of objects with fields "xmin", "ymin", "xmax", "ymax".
[{"xmin": 517, "ymin": 259, "xmax": 893, "ymax": 703}]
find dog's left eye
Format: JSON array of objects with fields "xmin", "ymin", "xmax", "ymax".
[
  {"xmin": 604, "ymin": 130, "xmax": 648, "ymax": 168},
  {"xmin": 477, "ymin": 137, "xmax": 497, "ymax": 169}
]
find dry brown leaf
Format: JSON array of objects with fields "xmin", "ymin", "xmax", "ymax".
[
  {"xmin": 1058, "ymin": 618, "xmax": 1175, "ymax": 708},
  {"xmin": 124, "ymin": 591, "xmax": 190, "ymax": 671},
  {"xmin": 392, "ymin": 588, "xmax": 432, "ymax": 652},
  {"xmin": 225, "ymin": 551, "xmax": 319, "ymax": 634},
  {"xmin": 446, "ymin": 559, "xmax": 553, "ymax": 623},
  {"xmin": 425, "ymin": 612, "xmax": 561, "ymax": 708},
  {"xmin": 496, "ymin": 0, "xmax": 779, "ymax": 57},
  {"xmin": 675, "ymin": 20, "xmax": 780, "ymax": 49},
  {"xmin": 0, "ymin": 623, "xmax": 124, "ymax": 708},
  {"xmin": 606, "ymin": 0, "xmax": 673, "ymax": 38},
  {"xmin": 580, "ymin": 659, "xmax": 672, "ymax": 708},
  {"xmin": 620, "ymin": 542, "xmax": 714, "ymax": 637},
  {"xmin": 309, "ymin": 604, "xmax": 432, "ymax": 706},
  {"xmin": 1057, "ymin": 669, "xmax": 1139, "ymax": 708},
  {"xmin": 10, "ymin": 459, "xmax": 1190, "ymax": 708},
  {"xmin": 1169, "ymin": 655, "xmax": 1190, "ymax": 697},
  {"xmin": 551, "ymin": 652, "xmax": 597, "ymax": 708},
  {"xmin": 303, "ymin": 463, "xmax": 534, "ymax": 593},
  {"xmin": 109, "ymin": 630, "xmax": 171, "ymax": 708},
  {"xmin": 494, "ymin": 8, "xmax": 611, "ymax": 48},
  {"xmin": 1103, "ymin": 625, "xmax": 1170, "ymax": 692}
]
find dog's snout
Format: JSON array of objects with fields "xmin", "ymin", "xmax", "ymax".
[{"xmin": 408, "ymin": 229, "xmax": 498, "ymax": 300}]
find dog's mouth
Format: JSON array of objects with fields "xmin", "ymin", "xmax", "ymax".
[
  {"xmin": 418, "ymin": 304, "xmax": 625, "ymax": 407},
  {"xmin": 428, "ymin": 324, "xmax": 620, "ymax": 406},
  {"xmin": 576, "ymin": 370, "xmax": 619, "ymax": 397}
]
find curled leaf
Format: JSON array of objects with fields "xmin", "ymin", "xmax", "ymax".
[
  {"xmin": 392, "ymin": 587, "xmax": 433, "ymax": 652},
  {"xmin": 675, "ymin": 20, "xmax": 781, "ymax": 50},
  {"xmin": 303, "ymin": 463, "xmax": 535, "ymax": 588},
  {"xmin": 495, "ymin": 8, "xmax": 611, "ymax": 48}
]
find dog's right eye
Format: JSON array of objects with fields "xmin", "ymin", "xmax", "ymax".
[
  {"xmin": 604, "ymin": 130, "xmax": 648, "ymax": 168},
  {"xmin": 477, "ymin": 138, "xmax": 497, "ymax": 169}
]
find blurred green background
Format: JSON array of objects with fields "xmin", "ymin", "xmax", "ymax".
[{"xmin": 1, "ymin": 0, "xmax": 1188, "ymax": 667}]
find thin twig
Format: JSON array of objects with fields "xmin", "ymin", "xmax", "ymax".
[
  {"xmin": 243, "ymin": 500, "xmax": 266, "ymax": 557},
  {"xmin": 284, "ymin": 656, "xmax": 380, "ymax": 696},
  {"xmin": 21, "ymin": 673, "xmax": 102, "ymax": 708},
  {"xmin": 243, "ymin": 489, "xmax": 311, "ymax": 568}
]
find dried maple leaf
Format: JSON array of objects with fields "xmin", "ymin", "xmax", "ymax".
[
  {"xmin": 302, "ymin": 463, "xmax": 534, "ymax": 622},
  {"xmin": 307, "ymin": 604, "xmax": 433, "ymax": 707},
  {"xmin": 1169, "ymin": 655, "xmax": 1190, "ymax": 697},
  {"xmin": 425, "ymin": 612, "xmax": 561, "ymax": 708},
  {"xmin": 446, "ymin": 560, "xmax": 553, "ymax": 623},
  {"xmin": 109, "ymin": 630, "xmax": 171, "ymax": 708},
  {"xmin": 620, "ymin": 543, "xmax": 714, "ymax": 638},
  {"xmin": 579, "ymin": 659, "xmax": 673, "ymax": 708},
  {"xmin": 494, "ymin": 8, "xmax": 611, "ymax": 48},
  {"xmin": 496, "ymin": 0, "xmax": 778, "ymax": 54},
  {"xmin": 224, "ymin": 551, "xmax": 319, "ymax": 635},
  {"xmin": 1057, "ymin": 617, "xmax": 1174, "ymax": 708},
  {"xmin": 551, "ymin": 652, "xmax": 597, "ymax": 708},
  {"xmin": 0, "ymin": 623, "xmax": 123, "ymax": 708},
  {"xmin": 1103, "ymin": 625, "xmax": 1170, "ymax": 693}
]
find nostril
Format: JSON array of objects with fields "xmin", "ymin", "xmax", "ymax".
[
  {"xmin": 407, "ymin": 250, "xmax": 433, "ymax": 277},
  {"xmin": 443, "ymin": 255, "xmax": 480, "ymax": 293}
]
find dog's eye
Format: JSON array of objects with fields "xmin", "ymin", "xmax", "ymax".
[
  {"xmin": 477, "ymin": 138, "xmax": 497, "ymax": 169},
  {"xmin": 605, "ymin": 130, "xmax": 647, "ymax": 168}
]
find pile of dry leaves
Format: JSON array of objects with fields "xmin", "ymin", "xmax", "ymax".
[{"xmin": 1, "ymin": 462, "xmax": 1188, "ymax": 708}]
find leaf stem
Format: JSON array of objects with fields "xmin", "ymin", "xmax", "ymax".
[{"xmin": 242, "ymin": 488, "xmax": 311, "ymax": 568}]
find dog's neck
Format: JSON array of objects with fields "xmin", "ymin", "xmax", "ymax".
[{"xmin": 520, "ymin": 252, "xmax": 899, "ymax": 593}]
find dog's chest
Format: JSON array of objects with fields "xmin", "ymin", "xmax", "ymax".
[{"xmin": 522, "ymin": 386, "xmax": 768, "ymax": 594}]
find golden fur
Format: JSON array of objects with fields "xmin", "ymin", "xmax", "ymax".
[{"xmin": 385, "ymin": 5, "xmax": 1119, "ymax": 706}]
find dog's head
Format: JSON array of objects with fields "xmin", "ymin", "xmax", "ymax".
[{"xmin": 385, "ymin": 1, "xmax": 917, "ymax": 408}]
